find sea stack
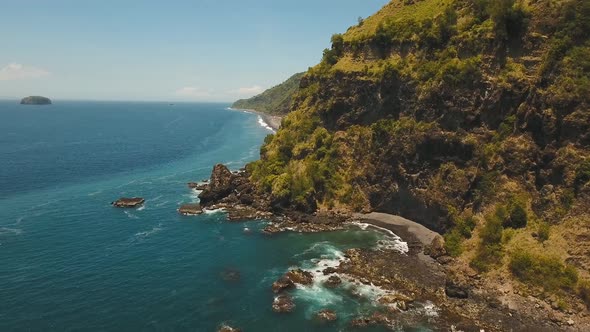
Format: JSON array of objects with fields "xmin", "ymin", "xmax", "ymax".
[
  {"xmin": 112, "ymin": 197, "xmax": 145, "ymax": 208},
  {"xmin": 20, "ymin": 96, "xmax": 52, "ymax": 105}
]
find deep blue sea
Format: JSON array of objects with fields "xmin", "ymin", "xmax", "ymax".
[{"xmin": 0, "ymin": 101, "xmax": 435, "ymax": 331}]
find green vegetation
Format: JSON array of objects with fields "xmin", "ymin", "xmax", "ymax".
[
  {"xmin": 509, "ymin": 251, "xmax": 578, "ymax": 293},
  {"xmin": 471, "ymin": 207, "xmax": 504, "ymax": 272},
  {"xmin": 232, "ymin": 72, "xmax": 304, "ymax": 115},
  {"xmin": 537, "ymin": 222, "xmax": 550, "ymax": 243}
]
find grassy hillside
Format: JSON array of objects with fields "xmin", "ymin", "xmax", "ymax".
[
  {"xmin": 232, "ymin": 72, "xmax": 304, "ymax": 115},
  {"xmin": 247, "ymin": 0, "xmax": 590, "ymax": 310}
]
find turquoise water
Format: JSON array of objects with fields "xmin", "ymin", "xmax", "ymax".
[{"xmin": 0, "ymin": 101, "xmax": 433, "ymax": 331}]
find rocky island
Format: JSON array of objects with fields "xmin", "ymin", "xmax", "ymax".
[
  {"xmin": 20, "ymin": 96, "xmax": 52, "ymax": 105},
  {"xmin": 112, "ymin": 197, "xmax": 144, "ymax": 208}
]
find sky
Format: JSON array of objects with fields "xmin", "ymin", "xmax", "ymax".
[{"xmin": 0, "ymin": 0, "xmax": 388, "ymax": 102}]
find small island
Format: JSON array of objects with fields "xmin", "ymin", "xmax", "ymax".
[
  {"xmin": 20, "ymin": 96, "xmax": 52, "ymax": 105},
  {"xmin": 112, "ymin": 197, "xmax": 145, "ymax": 208}
]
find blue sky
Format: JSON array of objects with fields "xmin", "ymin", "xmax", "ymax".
[{"xmin": 0, "ymin": 0, "xmax": 388, "ymax": 102}]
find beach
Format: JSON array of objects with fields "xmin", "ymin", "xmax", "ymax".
[{"xmin": 229, "ymin": 107, "xmax": 283, "ymax": 131}]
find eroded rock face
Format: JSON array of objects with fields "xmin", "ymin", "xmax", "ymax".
[
  {"xmin": 315, "ymin": 309, "xmax": 337, "ymax": 322},
  {"xmin": 178, "ymin": 203, "xmax": 203, "ymax": 215},
  {"xmin": 112, "ymin": 197, "xmax": 144, "ymax": 208},
  {"xmin": 188, "ymin": 182, "xmax": 208, "ymax": 191},
  {"xmin": 198, "ymin": 164, "xmax": 234, "ymax": 205},
  {"xmin": 272, "ymin": 294, "xmax": 295, "ymax": 313},
  {"xmin": 424, "ymin": 235, "xmax": 447, "ymax": 259}
]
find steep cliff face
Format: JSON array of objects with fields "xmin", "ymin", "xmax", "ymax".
[{"xmin": 247, "ymin": 0, "xmax": 590, "ymax": 305}]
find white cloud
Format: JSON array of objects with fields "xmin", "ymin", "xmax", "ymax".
[
  {"xmin": 236, "ymin": 85, "xmax": 264, "ymax": 96},
  {"xmin": 175, "ymin": 86, "xmax": 212, "ymax": 98},
  {"xmin": 0, "ymin": 63, "xmax": 50, "ymax": 81}
]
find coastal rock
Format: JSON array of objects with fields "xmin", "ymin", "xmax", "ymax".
[
  {"xmin": 445, "ymin": 280, "xmax": 469, "ymax": 299},
  {"xmin": 272, "ymin": 276, "xmax": 295, "ymax": 293},
  {"xmin": 322, "ymin": 267, "xmax": 337, "ymax": 275},
  {"xmin": 285, "ymin": 269, "xmax": 313, "ymax": 285},
  {"xmin": 112, "ymin": 197, "xmax": 144, "ymax": 208},
  {"xmin": 188, "ymin": 182, "xmax": 208, "ymax": 191},
  {"xmin": 315, "ymin": 309, "xmax": 337, "ymax": 322},
  {"xmin": 218, "ymin": 325, "xmax": 241, "ymax": 332},
  {"xmin": 325, "ymin": 275, "xmax": 342, "ymax": 288},
  {"xmin": 20, "ymin": 96, "xmax": 51, "ymax": 105},
  {"xmin": 263, "ymin": 224, "xmax": 282, "ymax": 235},
  {"xmin": 272, "ymin": 269, "xmax": 313, "ymax": 293},
  {"xmin": 350, "ymin": 312, "xmax": 392, "ymax": 328},
  {"xmin": 198, "ymin": 164, "xmax": 234, "ymax": 205},
  {"xmin": 424, "ymin": 235, "xmax": 447, "ymax": 259},
  {"xmin": 272, "ymin": 294, "xmax": 295, "ymax": 313},
  {"xmin": 178, "ymin": 203, "xmax": 203, "ymax": 215}
]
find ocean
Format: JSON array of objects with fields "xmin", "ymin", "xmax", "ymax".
[{"xmin": 0, "ymin": 101, "xmax": 432, "ymax": 331}]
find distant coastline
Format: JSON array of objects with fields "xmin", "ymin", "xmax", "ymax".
[{"xmin": 229, "ymin": 107, "xmax": 282, "ymax": 131}]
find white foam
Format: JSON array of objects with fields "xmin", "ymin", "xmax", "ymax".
[
  {"xmin": 124, "ymin": 211, "xmax": 139, "ymax": 219},
  {"xmin": 135, "ymin": 224, "xmax": 163, "ymax": 238},
  {"xmin": 204, "ymin": 208, "xmax": 226, "ymax": 214},
  {"xmin": 350, "ymin": 222, "xmax": 409, "ymax": 254},
  {"xmin": 421, "ymin": 301, "xmax": 439, "ymax": 317},
  {"xmin": 257, "ymin": 116, "xmax": 276, "ymax": 133},
  {"xmin": 155, "ymin": 201, "xmax": 169, "ymax": 207},
  {"xmin": 292, "ymin": 242, "xmax": 413, "ymax": 311},
  {"xmin": 137, "ymin": 205, "xmax": 145, "ymax": 211}
]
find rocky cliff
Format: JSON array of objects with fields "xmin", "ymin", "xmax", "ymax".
[{"xmin": 246, "ymin": 0, "xmax": 590, "ymax": 314}]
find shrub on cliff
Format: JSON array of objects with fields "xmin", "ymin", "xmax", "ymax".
[
  {"xmin": 488, "ymin": 0, "xmax": 528, "ymax": 42},
  {"xmin": 471, "ymin": 207, "xmax": 505, "ymax": 271},
  {"xmin": 510, "ymin": 251, "xmax": 578, "ymax": 293},
  {"xmin": 505, "ymin": 200, "xmax": 527, "ymax": 229}
]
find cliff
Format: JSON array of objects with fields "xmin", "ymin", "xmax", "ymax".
[
  {"xmin": 20, "ymin": 96, "xmax": 52, "ymax": 105},
  {"xmin": 232, "ymin": 72, "xmax": 304, "ymax": 115},
  {"xmin": 246, "ymin": 0, "xmax": 590, "ymax": 314}
]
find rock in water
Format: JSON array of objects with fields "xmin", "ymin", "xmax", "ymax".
[
  {"xmin": 217, "ymin": 325, "xmax": 241, "ymax": 332},
  {"xmin": 272, "ymin": 276, "xmax": 295, "ymax": 293},
  {"xmin": 315, "ymin": 309, "xmax": 337, "ymax": 322},
  {"xmin": 178, "ymin": 203, "xmax": 203, "ymax": 215},
  {"xmin": 325, "ymin": 275, "xmax": 342, "ymax": 288},
  {"xmin": 112, "ymin": 197, "xmax": 145, "ymax": 208},
  {"xmin": 272, "ymin": 294, "xmax": 295, "ymax": 313},
  {"xmin": 198, "ymin": 164, "xmax": 234, "ymax": 205},
  {"xmin": 285, "ymin": 269, "xmax": 313, "ymax": 285},
  {"xmin": 20, "ymin": 96, "xmax": 52, "ymax": 105}
]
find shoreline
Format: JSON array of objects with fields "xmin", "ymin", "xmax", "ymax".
[
  {"xmin": 229, "ymin": 107, "xmax": 283, "ymax": 131},
  {"xmin": 354, "ymin": 212, "xmax": 440, "ymax": 247}
]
